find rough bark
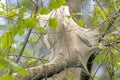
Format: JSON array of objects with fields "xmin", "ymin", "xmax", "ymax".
[{"xmin": 14, "ymin": 6, "xmax": 99, "ymax": 80}]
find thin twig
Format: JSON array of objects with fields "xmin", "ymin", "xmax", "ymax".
[
  {"xmin": 16, "ymin": 0, "xmax": 40, "ymax": 63},
  {"xmin": 16, "ymin": 28, "xmax": 33, "ymax": 63},
  {"xmin": 96, "ymin": 0, "xmax": 107, "ymax": 17},
  {"xmin": 93, "ymin": 49, "xmax": 109, "ymax": 78}
]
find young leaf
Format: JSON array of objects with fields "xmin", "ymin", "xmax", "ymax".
[
  {"xmin": 95, "ymin": 49, "xmax": 106, "ymax": 63},
  {"xmin": 101, "ymin": 11, "xmax": 107, "ymax": 20},
  {"xmin": 49, "ymin": 0, "xmax": 66, "ymax": 9},
  {"xmin": 77, "ymin": 19, "xmax": 84, "ymax": 27},
  {"xmin": 94, "ymin": 6, "xmax": 101, "ymax": 14},
  {"xmin": 0, "ymin": 11, "xmax": 5, "ymax": 15},
  {"xmin": 0, "ymin": 75, "xmax": 13, "ymax": 80},
  {"xmin": 39, "ymin": 8, "xmax": 50, "ymax": 14},
  {"xmin": 116, "ymin": 43, "xmax": 120, "ymax": 48},
  {"xmin": 1, "ymin": 32, "xmax": 14, "ymax": 50},
  {"xmin": 24, "ymin": 18, "xmax": 38, "ymax": 28},
  {"xmin": 0, "ymin": 3, "xmax": 6, "ymax": 9},
  {"xmin": 18, "ymin": 7, "xmax": 27, "ymax": 19},
  {"xmin": 7, "ymin": 12, "xmax": 17, "ymax": 19},
  {"xmin": 0, "ymin": 59, "xmax": 8, "ymax": 70},
  {"xmin": 16, "ymin": 68, "xmax": 28, "ymax": 76},
  {"xmin": 48, "ymin": 18, "xmax": 58, "ymax": 29},
  {"xmin": 111, "ymin": 48, "xmax": 118, "ymax": 55},
  {"xmin": 35, "ymin": 27, "xmax": 46, "ymax": 33}
]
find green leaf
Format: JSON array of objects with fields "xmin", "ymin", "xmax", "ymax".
[
  {"xmin": 10, "ymin": 26, "xmax": 24, "ymax": 36},
  {"xmin": 17, "ymin": 25, "xmax": 25, "ymax": 35},
  {"xmin": 0, "ymin": 59, "xmax": 8, "ymax": 70},
  {"xmin": 16, "ymin": 68, "xmax": 28, "ymax": 76},
  {"xmin": 24, "ymin": 18, "xmax": 38, "ymax": 28},
  {"xmin": 21, "ymin": 0, "xmax": 33, "ymax": 9},
  {"xmin": 101, "ymin": 11, "xmax": 107, "ymax": 20},
  {"xmin": 35, "ymin": 27, "xmax": 46, "ymax": 33},
  {"xmin": 39, "ymin": 8, "xmax": 50, "ymax": 14},
  {"xmin": 48, "ymin": 18, "xmax": 58, "ymax": 28},
  {"xmin": 116, "ymin": 43, "xmax": 120, "ymax": 48},
  {"xmin": 0, "ymin": 75, "xmax": 13, "ymax": 80},
  {"xmin": 77, "ymin": 19, "xmax": 84, "ymax": 27},
  {"xmin": 114, "ymin": 58, "xmax": 120, "ymax": 70},
  {"xmin": 0, "ymin": 11, "xmax": 5, "ymax": 15},
  {"xmin": 49, "ymin": 0, "xmax": 66, "ymax": 9},
  {"xmin": 0, "ymin": 32, "xmax": 14, "ymax": 50},
  {"xmin": 95, "ymin": 49, "xmax": 106, "ymax": 63},
  {"xmin": 109, "ymin": 35, "xmax": 114, "ymax": 42},
  {"xmin": 18, "ymin": 7, "xmax": 27, "ymax": 19},
  {"xmin": 7, "ymin": 12, "xmax": 17, "ymax": 19},
  {"xmin": 111, "ymin": 48, "xmax": 118, "ymax": 55},
  {"xmin": 94, "ymin": 6, "xmax": 101, "ymax": 14},
  {"xmin": 0, "ymin": 3, "xmax": 6, "ymax": 9}
]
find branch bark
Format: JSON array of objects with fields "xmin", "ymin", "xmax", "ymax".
[{"xmin": 16, "ymin": 50, "xmax": 80, "ymax": 80}]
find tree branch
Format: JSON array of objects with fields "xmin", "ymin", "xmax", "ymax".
[
  {"xmin": 99, "ymin": 9, "xmax": 120, "ymax": 42},
  {"xmin": 14, "ymin": 51, "xmax": 79, "ymax": 80},
  {"xmin": 16, "ymin": 0, "xmax": 40, "ymax": 63},
  {"xmin": 16, "ymin": 28, "xmax": 32, "ymax": 63}
]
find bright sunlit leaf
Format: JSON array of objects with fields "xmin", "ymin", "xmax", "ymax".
[
  {"xmin": 111, "ymin": 48, "xmax": 118, "ymax": 54},
  {"xmin": 49, "ymin": 0, "xmax": 66, "ymax": 9},
  {"xmin": 39, "ymin": 8, "xmax": 50, "ymax": 14},
  {"xmin": 95, "ymin": 49, "xmax": 107, "ymax": 63},
  {"xmin": 1, "ymin": 32, "xmax": 14, "ymax": 50},
  {"xmin": 24, "ymin": 17, "xmax": 38, "ymax": 28},
  {"xmin": 0, "ymin": 75, "xmax": 13, "ymax": 80},
  {"xmin": 16, "ymin": 68, "xmax": 28, "ymax": 76},
  {"xmin": 101, "ymin": 11, "xmax": 107, "ymax": 20},
  {"xmin": 77, "ymin": 19, "xmax": 84, "ymax": 27},
  {"xmin": 48, "ymin": 18, "xmax": 58, "ymax": 29},
  {"xmin": 0, "ymin": 3, "xmax": 6, "ymax": 9},
  {"xmin": 0, "ymin": 11, "xmax": 5, "ymax": 15}
]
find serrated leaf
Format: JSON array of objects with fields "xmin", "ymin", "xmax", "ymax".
[
  {"xmin": 48, "ymin": 18, "xmax": 58, "ymax": 28},
  {"xmin": 35, "ymin": 27, "xmax": 46, "ymax": 33}
]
